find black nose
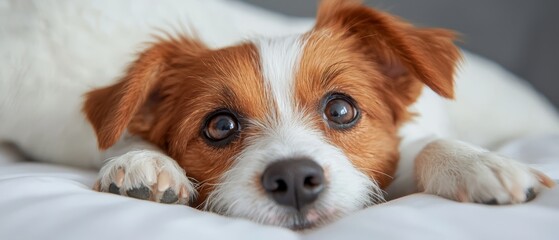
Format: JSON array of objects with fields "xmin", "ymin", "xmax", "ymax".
[{"xmin": 261, "ymin": 158, "xmax": 325, "ymax": 211}]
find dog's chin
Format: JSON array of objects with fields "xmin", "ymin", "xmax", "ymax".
[
  {"xmin": 260, "ymin": 195, "xmax": 381, "ymax": 230},
  {"xmin": 237, "ymin": 205, "xmax": 349, "ymax": 231},
  {"xmin": 284, "ymin": 208, "xmax": 342, "ymax": 231},
  {"xmin": 207, "ymin": 190, "xmax": 382, "ymax": 230}
]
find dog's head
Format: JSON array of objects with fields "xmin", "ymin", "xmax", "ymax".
[{"xmin": 83, "ymin": 0, "xmax": 460, "ymax": 229}]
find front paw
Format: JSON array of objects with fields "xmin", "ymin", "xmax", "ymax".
[
  {"xmin": 416, "ymin": 140, "xmax": 555, "ymax": 205},
  {"xmin": 93, "ymin": 150, "xmax": 196, "ymax": 204}
]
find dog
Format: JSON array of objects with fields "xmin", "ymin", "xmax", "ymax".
[{"xmin": 0, "ymin": 0, "xmax": 555, "ymax": 230}]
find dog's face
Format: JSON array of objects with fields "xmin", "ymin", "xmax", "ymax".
[{"xmin": 84, "ymin": 0, "xmax": 460, "ymax": 229}]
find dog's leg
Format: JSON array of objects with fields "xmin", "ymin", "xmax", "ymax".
[
  {"xmin": 413, "ymin": 139, "xmax": 555, "ymax": 204},
  {"xmin": 93, "ymin": 134, "xmax": 196, "ymax": 204}
]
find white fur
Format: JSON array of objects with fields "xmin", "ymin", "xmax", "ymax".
[
  {"xmin": 387, "ymin": 53, "xmax": 559, "ymax": 199},
  {"xmin": 96, "ymin": 134, "xmax": 196, "ymax": 203},
  {"xmin": 206, "ymin": 36, "xmax": 380, "ymax": 228},
  {"xmin": 97, "ymin": 149, "xmax": 195, "ymax": 203},
  {"xmin": 255, "ymin": 35, "xmax": 303, "ymax": 118},
  {"xmin": 206, "ymin": 117, "xmax": 379, "ymax": 227},
  {"xmin": 415, "ymin": 139, "xmax": 543, "ymax": 204},
  {"xmin": 447, "ymin": 53, "xmax": 559, "ymax": 148},
  {"xmin": 0, "ymin": 0, "xmax": 269, "ymax": 168}
]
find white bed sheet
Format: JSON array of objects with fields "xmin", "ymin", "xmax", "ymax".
[{"xmin": 1, "ymin": 135, "xmax": 558, "ymax": 240}]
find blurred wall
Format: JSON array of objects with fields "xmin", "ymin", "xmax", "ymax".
[{"xmin": 240, "ymin": 0, "xmax": 559, "ymax": 109}]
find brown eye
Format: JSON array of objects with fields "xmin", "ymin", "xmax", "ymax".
[
  {"xmin": 322, "ymin": 94, "xmax": 360, "ymax": 129},
  {"xmin": 203, "ymin": 110, "xmax": 240, "ymax": 147}
]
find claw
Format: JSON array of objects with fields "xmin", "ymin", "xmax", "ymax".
[
  {"xmin": 92, "ymin": 180, "xmax": 101, "ymax": 191},
  {"xmin": 157, "ymin": 171, "xmax": 172, "ymax": 192},
  {"xmin": 179, "ymin": 185, "xmax": 189, "ymax": 204},
  {"xmin": 531, "ymin": 169, "xmax": 555, "ymax": 188},
  {"xmin": 114, "ymin": 168, "xmax": 125, "ymax": 187},
  {"xmin": 456, "ymin": 187, "xmax": 470, "ymax": 203}
]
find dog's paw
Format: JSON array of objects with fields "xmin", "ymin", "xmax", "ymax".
[
  {"xmin": 417, "ymin": 140, "xmax": 555, "ymax": 205},
  {"xmin": 93, "ymin": 150, "xmax": 196, "ymax": 204}
]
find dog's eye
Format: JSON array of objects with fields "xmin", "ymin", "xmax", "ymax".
[
  {"xmin": 203, "ymin": 110, "xmax": 240, "ymax": 147},
  {"xmin": 322, "ymin": 93, "xmax": 360, "ymax": 129}
]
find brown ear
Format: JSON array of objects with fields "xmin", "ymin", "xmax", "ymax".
[
  {"xmin": 315, "ymin": 0, "xmax": 461, "ymax": 101},
  {"xmin": 83, "ymin": 37, "xmax": 206, "ymax": 149}
]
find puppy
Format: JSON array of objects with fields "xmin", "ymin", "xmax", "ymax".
[{"xmin": 1, "ymin": 0, "xmax": 554, "ymax": 230}]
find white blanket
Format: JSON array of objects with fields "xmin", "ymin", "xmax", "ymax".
[
  {"xmin": 1, "ymin": 1, "xmax": 558, "ymax": 239},
  {"xmin": 1, "ymin": 136, "xmax": 558, "ymax": 240}
]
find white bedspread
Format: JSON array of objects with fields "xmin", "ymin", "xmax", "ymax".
[{"xmin": 1, "ymin": 135, "xmax": 558, "ymax": 240}]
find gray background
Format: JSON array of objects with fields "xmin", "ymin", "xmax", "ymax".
[{"xmin": 240, "ymin": 0, "xmax": 559, "ymax": 109}]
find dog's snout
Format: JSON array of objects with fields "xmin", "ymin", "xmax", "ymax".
[{"xmin": 261, "ymin": 158, "xmax": 325, "ymax": 210}]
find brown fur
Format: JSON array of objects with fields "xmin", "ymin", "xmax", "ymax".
[
  {"xmin": 83, "ymin": 38, "xmax": 269, "ymax": 204},
  {"xmin": 291, "ymin": 0, "xmax": 461, "ymax": 187},
  {"xmin": 316, "ymin": 0, "xmax": 461, "ymax": 101},
  {"xmin": 83, "ymin": 0, "xmax": 461, "ymax": 204},
  {"xmin": 83, "ymin": 36, "xmax": 208, "ymax": 149},
  {"xmin": 164, "ymin": 43, "xmax": 269, "ymax": 205},
  {"xmin": 295, "ymin": 30, "xmax": 400, "ymax": 188}
]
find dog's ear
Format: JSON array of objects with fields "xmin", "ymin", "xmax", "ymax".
[
  {"xmin": 315, "ymin": 0, "xmax": 461, "ymax": 104},
  {"xmin": 83, "ymin": 37, "xmax": 207, "ymax": 149}
]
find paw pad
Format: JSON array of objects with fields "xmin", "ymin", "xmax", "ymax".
[
  {"xmin": 108, "ymin": 183, "xmax": 121, "ymax": 194},
  {"xmin": 126, "ymin": 186, "xmax": 152, "ymax": 200},
  {"xmin": 160, "ymin": 189, "xmax": 179, "ymax": 203},
  {"xmin": 525, "ymin": 188, "xmax": 536, "ymax": 202},
  {"xmin": 481, "ymin": 198, "xmax": 498, "ymax": 205}
]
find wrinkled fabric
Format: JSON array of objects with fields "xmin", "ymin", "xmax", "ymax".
[{"xmin": 1, "ymin": 135, "xmax": 558, "ymax": 240}]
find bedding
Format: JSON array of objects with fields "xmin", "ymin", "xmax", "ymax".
[
  {"xmin": 1, "ymin": 1, "xmax": 558, "ymax": 239},
  {"xmin": 1, "ymin": 135, "xmax": 558, "ymax": 240}
]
